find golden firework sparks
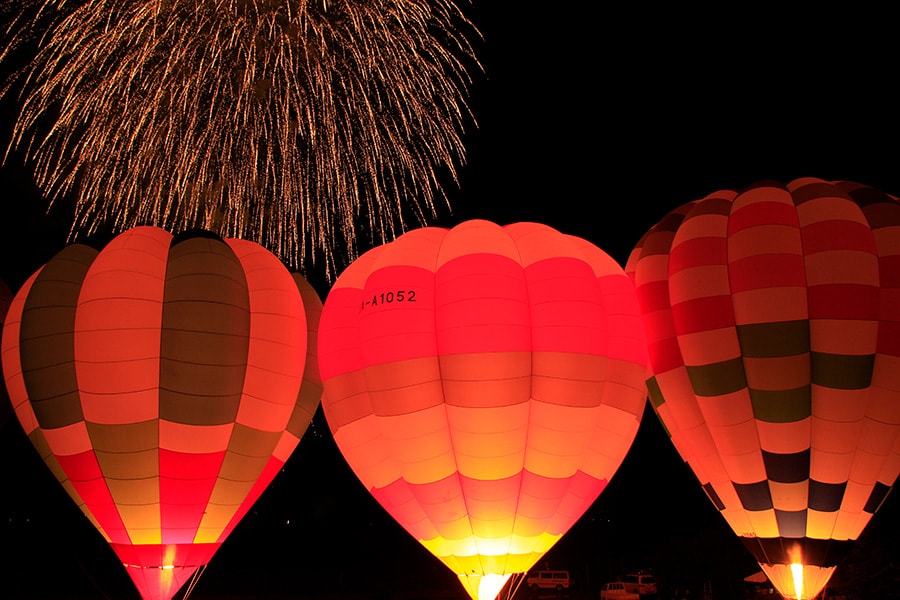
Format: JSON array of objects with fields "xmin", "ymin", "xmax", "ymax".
[{"xmin": 1, "ymin": 0, "xmax": 482, "ymax": 277}]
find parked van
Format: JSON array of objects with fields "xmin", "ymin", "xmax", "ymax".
[
  {"xmin": 601, "ymin": 581, "xmax": 640, "ymax": 600},
  {"xmin": 623, "ymin": 571, "xmax": 657, "ymax": 596},
  {"xmin": 525, "ymin": 570, "xmax": 571, "ymax": 591}
]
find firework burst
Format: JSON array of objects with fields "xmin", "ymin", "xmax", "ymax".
[{"xmin": 1, "ymin": 0, "xmax": 482, "ymax": 276}]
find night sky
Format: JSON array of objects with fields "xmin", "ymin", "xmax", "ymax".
[{"xmin": 1, "ymin": 4, "xmax": 899, "ymax": 599}]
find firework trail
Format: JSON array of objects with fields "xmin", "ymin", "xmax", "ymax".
[{"xmin": 1, "ymin": 1, "xmax": 482, "ymax": 276}]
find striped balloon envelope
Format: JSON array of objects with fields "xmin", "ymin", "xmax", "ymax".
[
  {"xmin": 1, "ymin": 226, "xmax": 322, "ymax": 600},
  {"xmin": 625, "ymin": 177, "xmax": 900, "ymax": 600},
  {"xmin": 318, "ymin": 219, "xmax": 649, "ymax": 600}
]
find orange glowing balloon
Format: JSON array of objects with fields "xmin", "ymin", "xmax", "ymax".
[
  {"xmin": 626, "ymin": 178, "xmax": 900, "ymax": 600},
  {"xmin": 1, "ymin": 226, "xmax": 322, "ymax": 600},
  {"xmin": 318, "ymin": 219, "xmax": 649, "ymax": 600}
]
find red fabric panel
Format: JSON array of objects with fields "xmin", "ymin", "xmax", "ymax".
[
  {"xmin": 316, "ymin": 285, "xmax": 367, "ymax": 378},
  {"xmin": 55, "ymin": 450, "xmax": 129, "ymax": 542},
  {"xmin": 880, "ymin": 256, "xmax": 900, "ymax": 287},
  {"xmin": 728, "ymin": 254, "xmax": 807, "ymax": 293},
  {"xmin": 808, "ymin": 284, "xmax": 880, "ymax": 320},
  {"xmin": 648, "ymin": 337, "xmax": 683, "ymax": 375},
  {"xmin": 435, "ymin": 253, "xmax": 532, "ymax": 355},
  {"xmin": 727, "ymin": 198, "xmax": 798, "ymax": 231},
  {"xmin": 801, "ymin": 220, "xmax": 877, "ymax": 253},
  {"xmin": 668, "ymin": 236, "xmax": 727, "ymax": 272},
  {"xmin": 671, "ymin": 296, "xmax": 735, "ymax": 335},
  {"xmin": 633, "ymin": 279, "xmax": 672, "ymax": 314},
  {"xmin": 56, "ymin": 450, "xmax": 103, "ymax": 490}
]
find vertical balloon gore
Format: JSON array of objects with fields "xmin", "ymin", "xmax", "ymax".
[
  {"xmin": 1, "ymin": 226, "xmax": 323, "ymax": 600},
  {"xmin": 626, "ymin": 178, "xmax": 900, "ymax": 600},
  {"xmin": 318, "ymin": 219, "xmax": 649, "ymax": 600}
]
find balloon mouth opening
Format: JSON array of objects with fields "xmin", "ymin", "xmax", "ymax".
[
  {"xmin": 760, "ymin": 561, "xmax": 836, "ymax": 600},
  {"xmin": 458, "ymin": 572, "xmax": 514, "ymax": 600}
]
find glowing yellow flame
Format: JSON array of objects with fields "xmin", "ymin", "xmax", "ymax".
[
  {"xmin": 478, "ymin": 573, "xmax": 511, "ymax": 600},
  {"xmin": 790, "ymin": 563, "xmax": 804, "ymax": 600}
]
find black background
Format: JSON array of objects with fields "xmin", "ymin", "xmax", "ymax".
[{"xmin": 1, "ymin": 4, "xmax": 898, "ymax": 599}]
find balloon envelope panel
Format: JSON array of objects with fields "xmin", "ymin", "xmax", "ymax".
[{"xmin": 319, "ymin": 219, "xmax": 649, "ymax": 600}]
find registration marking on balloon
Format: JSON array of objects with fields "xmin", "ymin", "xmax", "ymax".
[{"xmin": 360, "ymin": 289, "xmax": 419, "ymax": 310}]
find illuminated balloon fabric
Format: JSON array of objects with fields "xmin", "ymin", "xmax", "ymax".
[
  {"xmin": 318, "ymin": 219, "xmax": 649, "ymax": 600},
  {"xmin": 0, "ymin": 226, "xmax": 322, "ymax": 600},
  {"xmin": 625, "ymin": 178, "xmax": 900, "ymax": 600},
  {"xmin": 0, "ymin": 278, "xmax": 11, "ymax": 429}
]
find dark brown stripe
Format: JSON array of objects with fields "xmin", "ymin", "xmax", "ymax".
[
  {"xmin": 635, "ymin": 230, "xmax": 677, "ymax": 258},
  {"xmin": 737, "ymin": 321, "xmax": 809, "ymax": 358},
  {"xmin": 686, "ymin": 358, "xmax": 747, "ymax": 397},
  {"xmin": 691, "ymin": 195, "xmax": 734, "ymax": 217},
  {"xmin": 810, "ymin": 352, "xmax": 874, "ymax": 390},
  {"xmin": 89, "ymin": 421, "xmax": 159, "ymax": 478},
  {"xmin": 220, "ymin": 424, "xmax": 280, "ymax": 479},
  {"xmin": 734, "ymin": 480, "xmax": 773, "ymax": 511},
  {"xmin": 837, "ymin": 180, "xmax": 898, "ymax": 211},
  {"xmin": 774, "ymin": 509, "xmax": 807, "ymax": 537},
  {"xmin": 791, "ymin": 180, "xmax": 850, "ymax": 205},
  {"xmin": 287, "ymin": 387, "xmax": 320, "ymax": 439},
  {"xmin": 19, "ymin": 244, "xmax": 98, "ymax": 429},
  {"xmin": 809, "ymin": 480, "xmax": 846, "ymax": 513},
  {"xmin": 762, "ymin": 449, "xmax": 809, "ymax": 484},
  {"xmin": 866, "ymin": 203, "xmax": 900, "ymax": 230},
  {"xmin": 646, "ymin": 376, "xmax": 665, "ymax": 410},
  {"xmin": 749, "ymin": 387, "xmax": 811, "ymax": 423},
  {"xmin": 159, "ymin": 235, "xmax": 250, "ymax": 426},
  {"xmin": 702, "ymin": 482, "xmax": 725, "ymax": 511},
  {"xmin": 864, "ymin": 481, "xmax": 891, "ymax": 514}
]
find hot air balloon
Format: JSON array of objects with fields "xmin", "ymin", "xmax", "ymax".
[
  {"xmin": 1, "ymin": 226, "xmax": 322, "ymax": 600},
  {"xmin": 625, "ymin": 177, "xmax": 900, "ymax": 600},
  {"xmin": 318, "ymin": 219, "xmax": 649, "ymax": 600}
]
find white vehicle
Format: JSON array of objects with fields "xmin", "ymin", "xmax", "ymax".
[
  {"xmin": 623, "ymin": 571, "xmax": 657, "ymax": 596},
  {"xmin": 525, "ymin": 570, "xmax": 571, "ymax": 592},
  {"xmin": 600, "ymin": 581, "xmax": 640, "ymax": 600}
]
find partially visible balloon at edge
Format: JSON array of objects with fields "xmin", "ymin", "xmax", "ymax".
[
  {"xmin": 626, "ymin": 177, "xmax": 900, "ymax": 600},
  {"xmin": 1, "ymin": 226, "xmax": 323, "ymax": 600},
  {"xmin": 0, "ymin": 277, "xmax": 11, "ymax": 430}
]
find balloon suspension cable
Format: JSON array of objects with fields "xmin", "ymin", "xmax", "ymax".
[
  {"xmin": 502, "ymin": 573, "xmax": 527, "ymax": 600},
  {"xmin": 180, "ymin": 564, "xmax": 206, "ymax": 600}
]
